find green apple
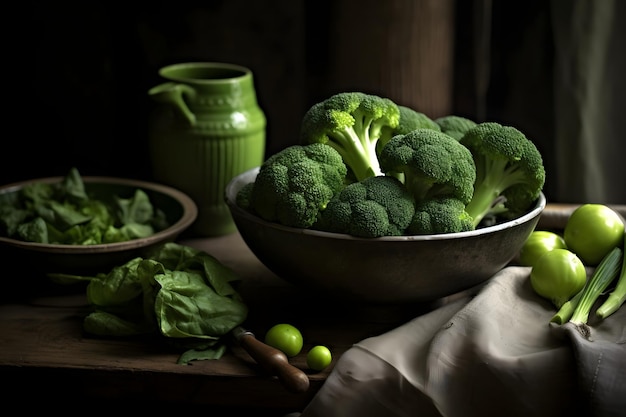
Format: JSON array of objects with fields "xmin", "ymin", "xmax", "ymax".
[
  {"xmin": 519, "ymin": 230, "xmax": 568, "ymax": 267},
  {"xmin": 564, "ymin": 204, "xmax": 625, "ymax": 266}
]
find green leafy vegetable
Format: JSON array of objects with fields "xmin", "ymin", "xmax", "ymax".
[
  {"xmin": 569, "ymin": 246, "xmax": 623, "ymax": 326},
  {"xmin": 316, "ymin": 175, "xmax": 415, "ymax": 237},
  {"xmin": 0, "ymin": 167, "xmax": 169, "ymax": 245},
  {"xmin": 379, "ymin": 128, "xmax": 477, "ymax": 206},
  {"xmin": 594, "ymin": 233, "xmax": 626, "ymax": 319},
  {"xmin": 244, "ymin": 143, "xmax": 348, "ymax": 229},
  {"xmin": 460, "ymin": 122, "xmax": 546, "ymax": 228},
  {"xmin": 300, "ymin": 91, "xmax": 400, "ymax": 181},
  {"xmin": 240, "ymin": 91, "xmax": 547, "ymax": 238},
  {"xmin": 49, "ymin": 242, "xmax": 249, "ymax": 364},
  {"xmin": 434, "ymin": 115, "xmax": 477, "ymax": 141},
  {"xmin": 550, "ymin": 290, "xmax": 582, "ymax": 325}
]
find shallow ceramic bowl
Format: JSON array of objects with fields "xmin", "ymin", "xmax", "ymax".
[
  {"xmin": 0, "ymin": 176, "xmax": 197, "ymax": 276},
  {"xmin": 226, "ymin": 167, "xmax": 546, "ymax": 304}
]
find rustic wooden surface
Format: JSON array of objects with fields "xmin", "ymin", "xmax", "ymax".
[
  {"xmin": 1, "ymin": 204, "xmax": 623, "ymax": 412},
  {"xmin": 0, "ymin": 232, "xmax": 429, "ymax": 412}
]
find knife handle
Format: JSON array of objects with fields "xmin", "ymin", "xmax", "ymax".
[{"xmin": 238, "ymin": 331, "xmax": 310, "ymax": 393}]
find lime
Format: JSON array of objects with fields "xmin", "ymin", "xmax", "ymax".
[
  {"xmin": 264, "ymin": 323, "xmax": 303, "ymax": 357},
  {"xmin": 306, "ymin": 345, "xmax": 332, "ymax": 371}
]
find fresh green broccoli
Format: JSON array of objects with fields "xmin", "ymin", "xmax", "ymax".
[
  {"xmin": 381, "ymin": 106, "xmax": 443, "ymax": 182},
  {"xmin": 235, "ymin": 182, "xmax": 254, "ymax": 211},
  {"xmin": 315, "ymin": 175, "xmax": 415, "ymax": 238},
  {"xmin": 460, "ymin": 122, "xmax": 546, "ymax": 227},
  {"xmin": 434, "ymin": 115, "xmax": 477, "ymax": 141},
  {"xmin": 300, "ymin": 92, "xmax": 400, "ymax": 182},
  {"xmin": 243, "ymin": 143, "xmax": 348, "ymax": 228},
  {"xmin": 393, "ymin": 106, "xmax": 441, "ymax": 136},
  {"xmin": 378, "ymin": 128, "xmax": 477, "ymax": 205},
  {"xmin": 408, "ymin": 197, "xmax": 474, "ymax": 235}
]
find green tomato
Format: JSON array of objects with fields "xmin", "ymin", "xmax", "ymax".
[
  {"xmin": 564, "ymin": 204, "xmax": 625, "ymax": 266},
  {"xmin": 306, "ymin": 345, "xmax": 332, "ymax": 371},
  {"xmin": 519, "ymin": 231, "xmax": 568, "ymax": 267},
  {"xmin": 264, "ymin": 323, "xmax": 303, "ymax": 357},
  {"xmin": 530, "ymin": 248, "xmax": 587, "ymax": 309}
]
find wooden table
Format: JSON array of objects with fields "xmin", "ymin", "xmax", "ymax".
[
  {"xmin": 0, "ymin": 232, "xmax": 435, "ymax": 414},
  {"xmin": 2, "ymin": 204, "xmax": 623, "ymax": 413}
]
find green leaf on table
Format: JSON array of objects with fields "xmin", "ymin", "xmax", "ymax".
[
  {"xmin": 84, "ymin": 310, "xmax": 155, "ymax": 336},
  {"xmin": 49, "ymin": 242, "xmax": 249, "ymax": 364},
  {"xmin": 177, "ymin": 343, "xmax": 228, "ymax": 365}
]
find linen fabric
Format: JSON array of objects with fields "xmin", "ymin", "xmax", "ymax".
[{"xmin": 299, "ymin": 267, "xmax": 626, "ymax": 417}]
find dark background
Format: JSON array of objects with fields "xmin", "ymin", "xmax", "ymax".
[{"xmin": 4, "ymin": 0, "xmax": 623, "ymax": 204}]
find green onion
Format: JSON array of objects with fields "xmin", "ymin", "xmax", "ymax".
[
  {"xmin": 550, "ymin": 290, "xmax": 582, "ymax": 324},
  {"xmin": 595, "ymin": 233, "xmax": 626, "ymax": 319},
  {"xmin": 569, "ymin": 246, "xmax": 623, "ymax": 325}
]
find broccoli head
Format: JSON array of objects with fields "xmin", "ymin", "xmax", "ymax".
[
  {"xmin": 392, "ymin": 106, "xmax": 441, "ymax": 136},
  {"xmin": 434, "ymin": 115, "xmax": 477, "ymax": 141},
  {"xmin": 315, "ymin": 175, "xmax": 415, "ymax": 238},
  {"xmin": 243, "ymin": 143, "xmax": 348, "ymax": 228},
  {"xmin": 235, "ymin": 182, "xmax": 254, "ymax": 211},
  {"xmin": 460, "ymin": 122, "xmax": 546, "ymax": 227},
  {"xmin": 300, "ymin": 92, "xmax": 400, "ymax": 182},
  {"xmin": 378, "ymin": 128, "xmax": 477, "ymax": 205},
  {"xmin": 408, "ymin": 197, "xmax": 474, "ymax": 235}
]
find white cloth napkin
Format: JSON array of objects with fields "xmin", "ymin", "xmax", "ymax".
[{"xmin": 299, "ymin": 267, "xmax": 626, "ymax": 417}]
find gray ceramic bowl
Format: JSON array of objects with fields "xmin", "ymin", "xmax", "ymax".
[
  {"xmin": 0, "ymin": 176, "xmax": 197, "ymax": 276},
  {"xmin": 225, "ymin": 167, "xmax": 546, "ymax": 304}
]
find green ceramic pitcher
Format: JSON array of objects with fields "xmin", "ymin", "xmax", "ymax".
[{"xmin": 148, "ymin": 62, "xmax": 266, "ymax": 236}]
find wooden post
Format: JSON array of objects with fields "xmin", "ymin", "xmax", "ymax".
[{"xmin": 324, "ymin": 0, "xmax": 455, "ymax": 119}]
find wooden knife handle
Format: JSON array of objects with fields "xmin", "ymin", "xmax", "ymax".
[{"xmin": 238, "ymin": 331, "xmax": 310, "ymax": 393}]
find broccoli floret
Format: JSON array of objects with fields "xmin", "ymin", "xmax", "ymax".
[
  {"xmin": 315, "ymin": 175, "xmax": 415, "ymax": 238},
  {"xmin": 378, "ymin": 129, "xmax": 477, "ymax": 205},
  {"xmin": 392, "ymin": 106, "xmax": 441, "ymax": 136},
  {"xmin": 300, "ymin": 92, "xmax": 400, "ymax": 182},
  {"xmin": 235, "ymin": 182, "xmax": 254, "ymax": 210},
  {"xmin": 408, "ymin": 197, "xmax": 474, "ymax": 235},
  {"xmin": 243, "ymin": 143, "xmax": 348, "ymax": 228},
  {"xmin": 460, "ymin": 122, "xmax": 546, "ymax": 227},
  {"xmin": 381, "ymin": 106, "xmax": 443, "ymax": 182},
  {"xmin": 434, "ymin": 115, "xmax": 477, "ymax": 141}
]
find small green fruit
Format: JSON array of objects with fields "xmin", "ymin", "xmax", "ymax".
[
  {"xmin": 519, "ymin": 230, "xmax": 568, "ymax": 267},
  {"xmin": 564, "ymin": 204, "xmax": 624, "ymax": 266},
  {"xmin": 530, "ymin": 248, "xmax": 587, "ymax": 309},
  {"xmin": 306, "ymin": 345, "xmax": 332, "ymax": 371},
  {"xmin": 264, "ymin": 323, "xmax": 303, "ymax": 357}
]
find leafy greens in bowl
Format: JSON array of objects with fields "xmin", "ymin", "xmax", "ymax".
[{"xmin": 0, "ymin": 169, "xmax": 197, "ymax": 276}]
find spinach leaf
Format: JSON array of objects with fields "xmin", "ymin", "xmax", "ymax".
[
  {"xmin": 49, "ymin": 242, "xmax": 249, "ymax": 364},
  {"xmin": 0, "ymin": 167, "xmax": 169, "ymax": 244}
]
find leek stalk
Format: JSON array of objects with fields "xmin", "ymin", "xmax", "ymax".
[
  {"xmin": 550, "ymin": 290, "xmax": 582, "ymax": 324},
  {"xmin": 569, "ymin": 246, "xmax": 623, "ymax": 325},
  {"xmin": 595, "ymin": 233, "xmax": 626, "ymax": 319}
]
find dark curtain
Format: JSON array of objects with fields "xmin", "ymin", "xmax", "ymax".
[{"xmin": 4, "ymin": 0, "xmax": 624, "ymax": 204}]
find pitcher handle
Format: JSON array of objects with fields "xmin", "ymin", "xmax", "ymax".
[{"xmin": 148, "ymin": 82, "xmax": 197, "ymax": 126}]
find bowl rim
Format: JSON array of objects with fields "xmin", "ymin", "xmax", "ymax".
[
  {"xmin": 225, "ymin": 167, "xmax": 547, "ymax": 242},
  {"xmin": 0, "ymin": 175, "xmax": 198, "ymax": 254}
]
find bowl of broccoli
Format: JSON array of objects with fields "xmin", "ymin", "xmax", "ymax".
[
  {"xmin": 225, "ymin": 92, "xmax": 547, "ymax": 304},
  {"xmin": 0, "ymin": 168, "xmax": 197, "ymax": 279}
]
